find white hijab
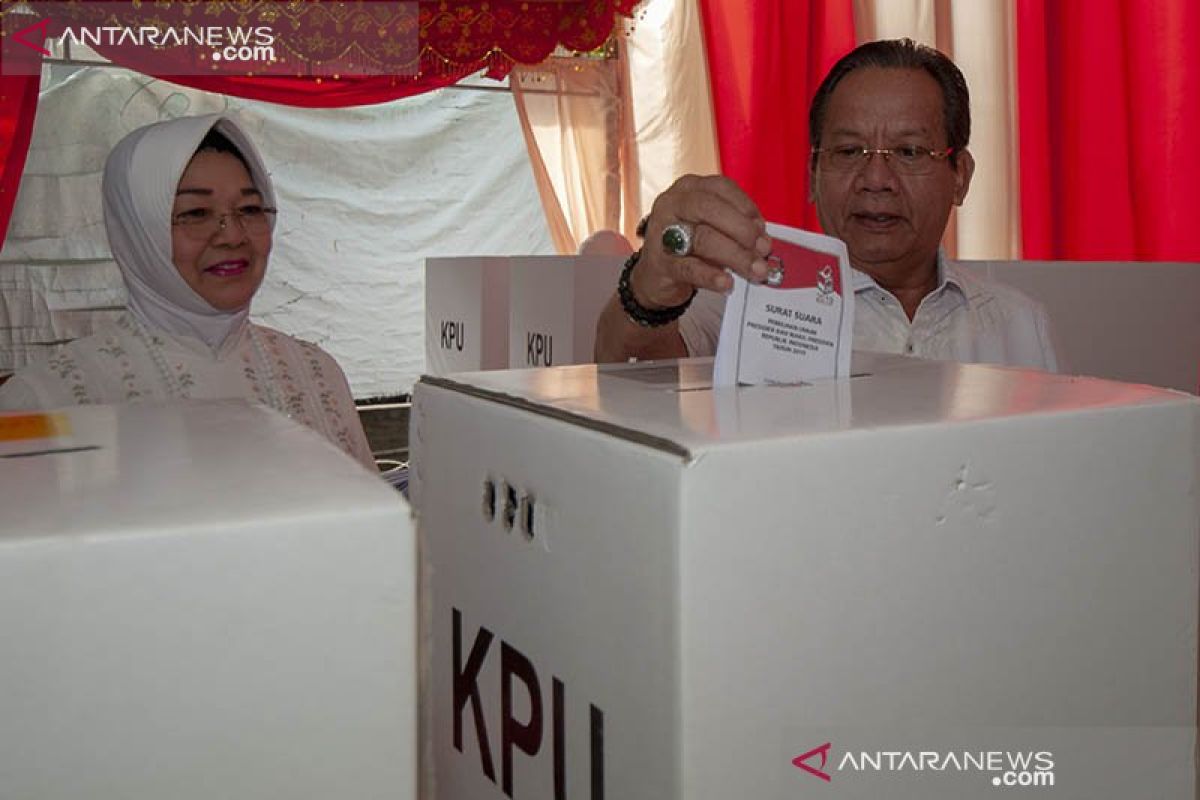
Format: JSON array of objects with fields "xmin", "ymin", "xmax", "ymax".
[{"xmin": 102, "ymin": 114, "xmax": 277, "ymax": 351}]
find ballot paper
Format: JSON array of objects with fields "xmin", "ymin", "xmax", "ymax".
[{"xmin": 713, "ymin": 223, "xmax": 854, "ymax": 386}]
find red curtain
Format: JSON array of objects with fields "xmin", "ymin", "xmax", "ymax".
[
  {"xmin": 697, "ymin": 0, "xmax": 855, "ymax": 231},
  {"xmin": 0, "ymin": 74, "xmax": 39, "ymax": 242},
  {"xmin": 0, "ymin": 0, "xmax": 638, "ymax": 243},
  {"xmin": 0, "ymin": 27, "xmax": 42, "ymax": 243},
  {"xmin": 1017, "ymin": 0, "xmax": 1200, "ymax": 261}
]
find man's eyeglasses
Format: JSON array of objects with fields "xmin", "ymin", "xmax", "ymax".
[
  {"xmin": 812, "ymin": 145, "xmax": 954, "ymax": 176},
  {"xmin": 171, "ymin": 205, "xmax": 277, "ymax": 240}
]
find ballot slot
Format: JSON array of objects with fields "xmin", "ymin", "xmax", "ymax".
[
  {"xmin": 501, "ymin": 482, "xmax": 518, "ymax": 531},
  {"xmin": 519, "ymin": 494, "xmax": 536, "ymax": 540},
  {"xmin": 480, "ymin": 475, "xmax": 540, "ymax": 542},
  {"xmin": 482, "ymin": 478, "xmax": 496, "ymax": 523}
]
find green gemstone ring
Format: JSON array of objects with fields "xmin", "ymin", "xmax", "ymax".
[{"xmin": 661, "ymin": 222, "xmax": 695, "ymax": 257}]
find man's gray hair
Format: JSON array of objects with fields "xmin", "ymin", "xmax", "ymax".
[{"xmin": 808, "ymin": 38, "xmax": 971, "ymax": 166}]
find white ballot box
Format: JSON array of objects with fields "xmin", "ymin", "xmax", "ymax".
[
  {"xmin": 508, "ymin": 256, "xmax": 623, "ymax": 369},
  {"xmin": 425, "ymin": 255, "xmax": 621, "ymax": 375},
  {"xmin": 411, "ymin": 354, "xmax": 1199, "ymax": 800},
  {"xmin": 426, "ymin": 256, "xmax": 511, "ymax": 376},
  {"xmin": 0, "ymin": 401, "xmax": 417, "ymax": 800}
]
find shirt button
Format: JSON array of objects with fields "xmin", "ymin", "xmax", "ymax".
[{"xmin": 905, "ymin": 343, "xmax": 915, "ymax": 354}]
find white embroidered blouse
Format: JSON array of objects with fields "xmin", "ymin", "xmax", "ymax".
[{"xmin": 0, "ymin": 313, "xmax": 375, "ymax": 471}]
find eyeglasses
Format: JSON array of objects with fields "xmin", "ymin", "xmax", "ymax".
[
  {"xmin": 812, "ymin": 145, "xmax": 954, "ymax": 176},
  {"xmin": 171, "ymin": 205, "xmax": 277, "ymax": 240}
]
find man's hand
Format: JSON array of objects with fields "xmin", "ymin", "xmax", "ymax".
[
  {"xmin": 593, "ymin": 174, "xmax": 772, "ymax": 363},
  {"xmin": 631, "ymin": 174, "xmax": 774, "ymax": 308}
]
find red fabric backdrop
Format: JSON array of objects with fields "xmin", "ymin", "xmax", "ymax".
[
  {"xmin": 0, "ymin": 35, "xmax": 41, "ymax": 247},
  {"xmin": 1017, "ymin": 0, "xmax": 1200, "ymax": 260},
  {"xmin": 0, "ymin": 73, "xmax": 38, "ymax": 246},
  {"xmin": 697, "ymin": 0, "xmax": 855, "ymax": 231}
]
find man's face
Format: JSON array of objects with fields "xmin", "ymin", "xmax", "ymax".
[{"xmin": 809, "ymin": 67, "xmax": 973, "ymax": 282}]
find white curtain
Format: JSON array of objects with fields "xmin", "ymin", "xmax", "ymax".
[
  {"xmin": 0, "ymin": 67, "xmax": 554, "ymax": 393},
  {"xmin": 512, "ymin": 0, "xmax": 726, "ymax": 256},
  {"xmin": 625, "ymin": 0, "xmax": 721, "ymax": 215},
  {"xmin": 511, "ymin": 36, "xmax": 641, "ymax": 255}
]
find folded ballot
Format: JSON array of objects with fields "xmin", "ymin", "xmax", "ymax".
[{"xmin": 713, "ymin": 224, "xmax": 854, "ymax": 386}]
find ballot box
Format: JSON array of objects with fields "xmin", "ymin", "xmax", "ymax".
[
  {"xmin": 411, "ymin": 354, "xmax": 1199, "ymax": 800},
  {"xmin": 425, "ymin": 255, "xmax": 622, "ymax": 375},
  {"xmin": 0, "ymin": 400, "xmax": 416, "ymax": 800}
]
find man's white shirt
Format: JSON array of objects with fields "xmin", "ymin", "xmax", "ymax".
[{"xmin": 679, "ymin": 251, "xmax": 1061, "ymax": 372}]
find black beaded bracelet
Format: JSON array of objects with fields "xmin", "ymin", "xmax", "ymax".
[{"xmin": 617, "ymin": 249, "xmax": 697, "ymax": 328}]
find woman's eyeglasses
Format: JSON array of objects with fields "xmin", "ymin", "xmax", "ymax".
[
  {"xmin": 811, "ymin": 145, "xmax": 954, "ymax": 176},
  {"xmin": 171, "ymin": 205, "xmax": 277, "ymax": 240}
]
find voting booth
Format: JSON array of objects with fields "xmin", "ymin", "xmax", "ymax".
[
  {"xmin": 425, "ymin": 256, "xmax": 512, "ymax": 376},
  {"xmin": 0, "ymin": 401, "xmax": 417, "ymax": 800},
  {"xmin": 961, "ymin": 260, "xmax": 1200, "ymax": 393},
  {"xmin": 425, "ymin": 255, "xmax": 622, "ymax": 375},
  {"xmin": 411, "ymin": 354, "xmax": 1199, "ymax": 799}
]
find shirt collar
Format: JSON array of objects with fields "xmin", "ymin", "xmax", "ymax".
[{"xmin": 851, "ymin": 249, "xmax": 966, "ymax": 298}]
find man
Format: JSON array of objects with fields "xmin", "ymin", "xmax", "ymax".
[{"xmin": 594, "ymin": 39, "xmax": 1060, "ymax": 372}]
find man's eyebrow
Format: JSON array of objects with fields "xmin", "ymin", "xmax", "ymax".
[
  {"xmin": 826, "ymin": 126, "xmax": 934, "ymax": 138},
  {"xmin": 890, "ymin": 127, "xmax": 934, "ymax": 138}
]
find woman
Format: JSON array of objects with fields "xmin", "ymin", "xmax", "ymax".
[{"xmin": 0, "ymin": 114, "xmax": 375, "ymax": 470}]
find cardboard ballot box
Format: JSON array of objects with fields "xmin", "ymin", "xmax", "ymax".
[
  {"xmin": 411, "ymin": 355, "xmax": 1199, "ymax": 800},
  {"xmin": 0, "ymin": 401, "xmax": 416, "ymax": 800},
  {"xmin": 425, "ymin": 255, "xmax": 622, "ymax": 375}
]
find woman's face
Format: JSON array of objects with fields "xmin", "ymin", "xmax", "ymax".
[{"xmin": 170, "ymin": 150, "xmax": 271, "ymax": 312}]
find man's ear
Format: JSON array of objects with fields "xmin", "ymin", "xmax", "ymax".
[
  {"xmin": 808, "ymin": 158, "xmax": 818, "ymax": 203},
  {"xmin": 952, "ymin": 149, "xmax": 975, "ymax": 207}
]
